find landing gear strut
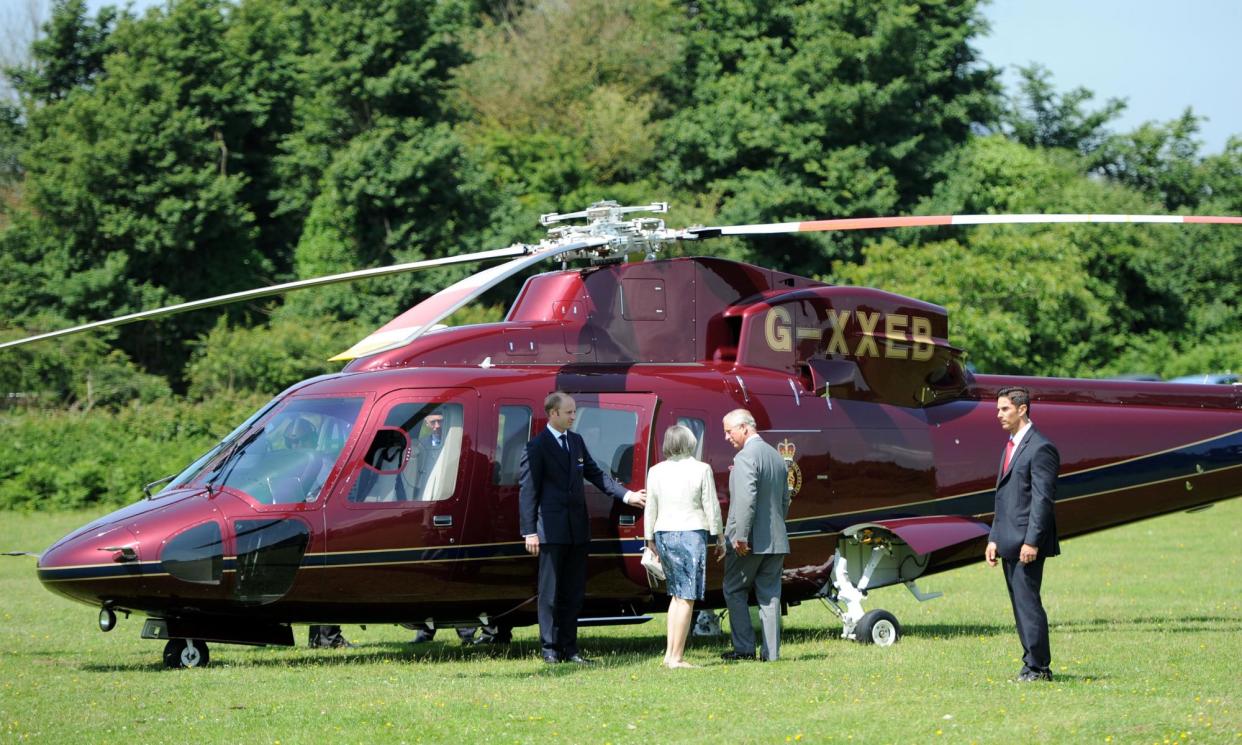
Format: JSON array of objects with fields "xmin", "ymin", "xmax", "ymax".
[
  {"xmin": 818, "ymin": 532, "xmax": 942, "ymax": 645},
  {"xmin": 162, "ymin": 638, "xmax": 210, "ymax": 668}
]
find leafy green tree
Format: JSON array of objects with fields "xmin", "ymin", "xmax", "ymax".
[
  {"xmin": 1001, "ymin": 63, "xmax": 1125, "ymax": 160},
  {"xmin": 4, "ymin": 0, "xmax": 118, "ymax": 103},
  {"xmin": 1095, "ymin": 110, "xmax": 1208, "ymax": 210},
  {"xmin": 272, "ymin": 0, "xmax": 502, "ymax": 327},
  {"xmin": 186, "ymin": 314, "xmax": 365, "ymax": 399},
  {"xmin": 832, "ymin": 231, "xmax": 1113, "ymax": 376},
  {"xmin": 6, "ymin": 0, "xmax": 311, "ymax": 382},
  {"xmin": 657, "ymin": 0, "xmax": 999, "ymax": 273},
  {"xmin": 842, "ymin": 135, "xmax": 1241, "ymax": 378},
  {"xmin": 0, "ymin": 100, "xmax": 22, "ymax": 188},
  {"xmin": 452, "ymin": 0, "xmax": 684, "ymax": 214}
]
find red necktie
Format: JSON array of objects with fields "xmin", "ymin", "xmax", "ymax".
[{"xmin": 1002, "ymin": 438, "xmax": 1015, "ymax": 473}]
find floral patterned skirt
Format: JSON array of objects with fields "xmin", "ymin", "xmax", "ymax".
[{"xmin": 654, "ymin": 529, "xmax": 708, "ymax": 601}]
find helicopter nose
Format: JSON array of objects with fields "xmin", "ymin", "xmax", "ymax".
[{"xmin": 37, "ymin": 523, "xmax": 148, "ymax": 608}]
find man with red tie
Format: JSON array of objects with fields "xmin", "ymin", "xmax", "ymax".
[{"xmin": 985, "ymin": 386, "xmax": 1061, "ymax": 682}]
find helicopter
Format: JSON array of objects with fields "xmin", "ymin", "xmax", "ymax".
[{"xmin": 8, "ymin": 201, "xmax": 1240, "ymax": 668}]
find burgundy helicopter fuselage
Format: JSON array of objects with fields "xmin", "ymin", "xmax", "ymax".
[{"xmin": 36, "ymin": 257, "xmax": 1242, "ymax": 646}]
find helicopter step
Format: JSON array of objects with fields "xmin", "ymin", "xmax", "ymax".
[
  {"xmin": 142, "ymin": 617, "xmax": 294, "ymax": 647},
  {"xmin": 818, "ymin": 528, "xmax": 945, "ymax": 646}
]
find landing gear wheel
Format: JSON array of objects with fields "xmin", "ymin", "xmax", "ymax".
[
  {"xmin": 163, "ymin": 638, "xmax": 210, "ymax": 668},
  {"xmin": 854, "ymin": 609, "xmax": 901, "ymax": 646}
]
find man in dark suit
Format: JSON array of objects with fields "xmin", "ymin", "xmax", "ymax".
[
  {"xmin": 986, "ymin": 386, "xmax": 1061, "ymax": 682},
  {"xmin": 519, "ymin": 391, "xmax": 646, "ymax": 664}
]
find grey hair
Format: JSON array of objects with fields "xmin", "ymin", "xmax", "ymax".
[
  {"xmin": 723, "ymin": 408, "xmax": 756, "ymax": 430},
  {"xmin": 661, "ymin": 424, "xmax": 698, "ymax": 459}
]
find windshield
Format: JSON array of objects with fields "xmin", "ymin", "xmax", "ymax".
[
  {"xmin": 213, "ymin": 396, "xmax": 365, "ymax": 504},
  {"xmin": 160, "ymin": 396, "xmax": 285, "ymax": 495}
]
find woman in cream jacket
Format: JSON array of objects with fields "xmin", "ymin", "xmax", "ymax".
[{"xmin": 644, "ymin": 424, "xmax": 724, "ymax": 668}]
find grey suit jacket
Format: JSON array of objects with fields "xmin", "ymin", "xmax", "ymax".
[
  {"xmin": 725, "ymin": 436, "xmax": 791, "ymax": 554},
  {"xmin": 989, "ymin": 426, "xmax": 1061, "ymax": 560}
]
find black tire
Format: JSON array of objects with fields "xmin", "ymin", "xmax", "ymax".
[
  {"xmin": 163, "ymin": 638, "xmax": 210, "ymax": 668},
  {"xmin": 854, "ymin": 609, "xmax": 901, "ymax": 646}
]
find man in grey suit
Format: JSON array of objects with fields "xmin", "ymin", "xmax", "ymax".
[
  {"xmin": 985, "ymin": 386, "xmax": 1061, "ymax": 682},
  {"xmin": 720, "ymin": 408, "xmax": 791, "ymax": 662}
]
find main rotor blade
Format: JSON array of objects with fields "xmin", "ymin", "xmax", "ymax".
[
  {"xmin": 330, "ymin": 237, "xmax": 610, "ymax": 361},
  {"xmin": 0, "ymin": 246, "xmax": 527, "ymax": 351},
  {"xmin": 689, "ymin": 213, "xmax": 1242, "ymax": 237}
]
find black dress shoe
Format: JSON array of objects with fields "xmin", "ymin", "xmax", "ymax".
[
  {"xmin": 720, "ymin": 650, "xmax": 756, "ymax": 661},
  {"xmin": 1016, "ymin": 668, "xmax": 1053, "ymax": 682},
  {"xmin": 541, "ymin": 653, "xmax": 561, "ymax": 664},
  {"xmin": 565, "ymin": 654, "xmax": 595, "ymax": 665}
]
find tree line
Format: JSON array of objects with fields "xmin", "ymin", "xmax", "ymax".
[{"xmin": 0, "ymin": 0, "xmax": 1238, "ymax": 509}]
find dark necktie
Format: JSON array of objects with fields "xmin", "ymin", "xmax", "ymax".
[{"xmin": 558, "ymin": 434, "xmax": 568, "ymax": 453}]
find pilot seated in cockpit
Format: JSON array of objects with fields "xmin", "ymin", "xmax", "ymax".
[{"xmin": 409, "ymin": 410, "xmax": 447, "ymax": 499}]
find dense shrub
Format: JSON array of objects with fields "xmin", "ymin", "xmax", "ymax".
[{"xmin": 0, "ymin": 393, "xmax": 266, "ymax": 511}]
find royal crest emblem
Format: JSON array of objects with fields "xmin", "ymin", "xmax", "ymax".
[{"xmin": 777, "ymin": 438, "xmax": 802, "ymax": 498}]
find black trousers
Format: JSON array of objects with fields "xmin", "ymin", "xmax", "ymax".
[
  {"xmin": 537, "ymin": 542, "xmax": 589, "ymax": 658},
  {"xmin": 1002, "ymin": 556, "xmax": 1051, "ymax": 671}
]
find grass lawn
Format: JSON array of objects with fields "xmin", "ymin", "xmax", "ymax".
[{"xmin": 1, "ymin": 501, "xmax": 1239, "ymax": 744}]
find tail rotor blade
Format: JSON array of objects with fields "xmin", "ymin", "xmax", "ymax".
[
  {"xmin": 0, "ymin": 245, "xmax": 527, "ymax": 351},
  {"xmin": 690, "ymin": 213, "xmax": 1242, "ymax": 237}
]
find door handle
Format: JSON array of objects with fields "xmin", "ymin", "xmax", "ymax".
[
  {"xmin": 618, "ymin": 515, "xmax": 636, "ymax": 526},
  {"xmin": 432, "ymin": 515, "xmax": 453, "ymax": 528}
]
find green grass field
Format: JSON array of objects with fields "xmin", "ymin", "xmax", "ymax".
[{"xmin": 2, "ymin": 501, "xmax": 1239, "ymax": 744}]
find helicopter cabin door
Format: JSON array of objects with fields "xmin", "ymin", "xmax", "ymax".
[
  {"xmin": 320, "ymin": 388, "xmax": 475, "ymax": 605},
  {"xmin": 569, "ymin": 392, "xmax": 656, "ymax": 597}
]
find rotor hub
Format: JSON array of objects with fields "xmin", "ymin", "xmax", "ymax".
[{"xmin": 538, "ymin": 200, "xmax": 695, "ymax": 262}]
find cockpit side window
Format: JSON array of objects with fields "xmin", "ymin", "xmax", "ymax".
[{"xmin": 349, "ymin": 402, "xmax": 465, "ymax": 504}]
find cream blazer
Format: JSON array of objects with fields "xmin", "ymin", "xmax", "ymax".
[{"xmin": 643, "ymin": 456, "xmax": 723, "ymax": 540}]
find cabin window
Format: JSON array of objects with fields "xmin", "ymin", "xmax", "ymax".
[
  {"xmin": 350, "ymin": 402, "xmax": 465, "ymax": 503},
  {"xmin": 676, "ymin": 416, "xmax": 706, "ymax": 459},
  {"xmin": 212, "ymin": 396, "xmax": 364, "ymax": 505},
  {"xmin": 574, "ymin": 406, "xmax": 639, "ymax": 482},
  {"xmin": 494, "ymin": 405, "xmax": 532, "ymax": 485}
]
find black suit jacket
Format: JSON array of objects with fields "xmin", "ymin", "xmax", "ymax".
[
  {"xmin": 989, "ymin": 426, "xmax": 1061, "ymax": 560},
  {"xmin": 518, "ymin": 428, "xmax": 629, "ymax": 544}
]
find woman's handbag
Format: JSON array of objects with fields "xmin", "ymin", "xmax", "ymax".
[{"xmin": 641, "ymin": 546, "xmax": 665, "ymax": 583}]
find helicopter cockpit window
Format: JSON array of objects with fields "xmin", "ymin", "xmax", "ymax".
[
  {"xmin": 573, "ymin": 406, "xmax": 639, "ymax": 482},
  {"xmin": 350, "ymin": 402, "xmax": 464, "ymax": 503},
  {"xmin": 212, "ymin": 396, "xmax": 364, "ymax": 505}
]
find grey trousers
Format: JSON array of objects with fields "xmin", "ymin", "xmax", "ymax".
[{"xmin": 723, "ymin": 551, "xmax": 786, "ymax": 660}]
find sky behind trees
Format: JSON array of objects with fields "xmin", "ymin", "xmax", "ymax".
[{"xmin": 977, "ymin": 0, "xmax": 1241, "ymax": 154}]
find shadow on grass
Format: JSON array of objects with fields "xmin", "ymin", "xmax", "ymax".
[
  {"xmin": 1052, "ymin": 615, "xmax": 1241, "ymax": 634},
  {"xmin": 76, "ymin": 614, "xmax": 1240, "ymax": 674}
]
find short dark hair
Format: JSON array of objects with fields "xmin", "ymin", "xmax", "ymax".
[
  {"xmin": 997, "ymin": 386, "xmax": 1031, "ymax": 412},
  {"xmin": 545, "ymin": 391, "xmax": 573, "ymax": 415}
]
